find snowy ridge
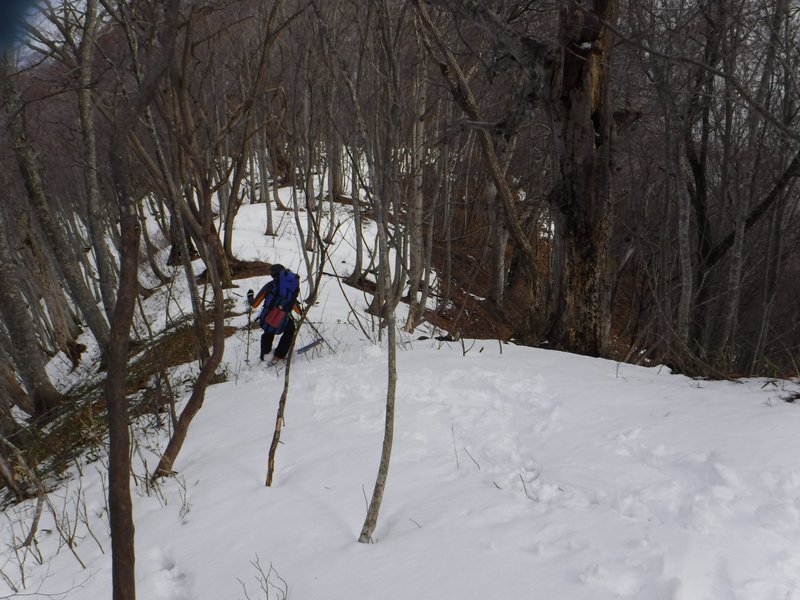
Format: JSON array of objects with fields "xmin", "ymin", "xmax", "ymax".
[{"xmin": 2, "ymin": 200, "xmax": 799, "ymax": 600}]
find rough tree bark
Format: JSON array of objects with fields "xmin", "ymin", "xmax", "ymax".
[{"xmin": 547, "ymin": 1, "xmax": 618, "ymax": 356}]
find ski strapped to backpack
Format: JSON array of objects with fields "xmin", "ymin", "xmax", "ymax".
[{"xmin": 262, "ymin": 268, "xmax": 300, "ymax": 333}]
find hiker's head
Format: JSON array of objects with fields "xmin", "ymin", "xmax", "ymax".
[{"xmin": 270, "ymin": 263, "xmax": 285, "ymax": 279}]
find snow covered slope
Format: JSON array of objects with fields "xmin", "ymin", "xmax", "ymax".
[{"xmin": 3, "ymin": 200, "xmax": 799, "ymax": 600}]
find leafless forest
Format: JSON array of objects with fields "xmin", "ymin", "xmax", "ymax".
[{"xmin": 0, "ymin": 1, "xmax": 799, "ymax": 593}]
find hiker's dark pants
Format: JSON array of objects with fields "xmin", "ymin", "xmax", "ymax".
[{"xmin": 260, "ymin": 318, "xmax": 296, "ymax": 360}]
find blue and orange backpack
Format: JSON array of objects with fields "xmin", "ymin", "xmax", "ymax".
[{"xmin": 259, "ymin": 267, "xmax": 300, "ymax": 333}]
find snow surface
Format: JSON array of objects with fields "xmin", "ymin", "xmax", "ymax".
[{"xmin": 4, "ymin": 196, "xmax": 800, "ymax": 600}]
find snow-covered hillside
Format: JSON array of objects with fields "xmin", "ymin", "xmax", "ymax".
[{"xmin": 2, "ymin": 199, "xmax": 799, "ymax": 600}]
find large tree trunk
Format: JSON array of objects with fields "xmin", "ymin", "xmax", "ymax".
[
  {"xmin": 105, "ymin": 157, "xmax": 140, "ymax": 600},
  {"xmin": 547, "ymin": 1, "xmax": 617, "ymax": 356}
]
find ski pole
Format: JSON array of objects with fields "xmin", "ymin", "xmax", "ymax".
[{"xmin": 245, "ymin": 303, "xmax": 252, "ymax": 363}]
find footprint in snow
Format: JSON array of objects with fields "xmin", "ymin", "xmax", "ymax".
[
  {"xmin": 146, "ymin": 546, "xmax": 192, "ymax": 600},
  {"xmin": 755, "ymin": 501, "xmax": 799, "ymax": 529},
  {"xmin": 579, "ymin": 562, "xmax": 642, "ymax": 597}
]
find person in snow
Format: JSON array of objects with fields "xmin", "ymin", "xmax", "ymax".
[{"xmin": 247, "ymin": 263, "xmax": 300, "ymax": 363}]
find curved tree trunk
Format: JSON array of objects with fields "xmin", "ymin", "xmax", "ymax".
[
  {"xmin": 152, "ymin": 240, "xmax": 227, "ymax": 479},
  {"xmin": 222, "ymin": 150, "xmax": 248, "ymax": 264}
]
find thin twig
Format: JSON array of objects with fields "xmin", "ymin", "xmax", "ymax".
[
  {"xmin": 519, "ymin": 473, "xmax": 538, "ymax": 501},
  {"xmin": 463, "ymin": 447, "xmax": 481, "ymax": 470},
  {"xmin": 451, "ymin": 425, "xmax": 459, "ymax": 469}
]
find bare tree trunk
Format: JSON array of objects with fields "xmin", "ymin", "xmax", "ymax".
[
  {"xmin": 650, "ymin": 47, "xmax": 693, "ymax": 352},
  {"xmin": 436, "ymin": 103, "xmax": 456, "ymax": 313},
  {"xmin": 487, "ymin": 178, "xmax": 512, "ymax": 311},
  {"xmin": 359, "ymin": 103, "xmax": 399, "ymax": 543},
  {"xmin": 78, "ymin": 0, "xmax": 118, "ymax": 321},
  {"xmin": 346, "ymin": 146, "xmax": 366, "ymax": 285},
  {"xmin": 257, "ymin": 128, "xmax": 277, "ymax": 235},
  {"xmin": 328, "ymin": 122, "xmax": 343, "ymax": 202},
  {"xmin": 325, "ymin": 119, "xmax": 340, "ymax": 244},
  {"xmin": 748, "ymin": 185, "xmax": 790, "ymax": 374},
  {"xmin": 266, "ymin": 138, "xmax": 290, "ymax": 209},
  {"xmin": 222, "ymin": 151, "xmax": 248, "ymax": 264},
  {"xmin": 138, "ymin": 203, "xmax": 172, "ymax": 285},
  {"xmin": 707, "ymin": 27, "xmax": 739, "ymax": 365},
  {"xmin": 301, "ymin": 55, "xmax": 318, "ymax": 253},
  {"xmin": 152, "ymin": 253, "xmax": 226, "ymax": 478},
  {"xmin": 547, "ymin": 1, "xmax": 617, "ymax": 356},
  {"xmin": 265, "ymin": 355, "xmax": 294, "ymax": 485},
  {"xmin": 104, "ymin": 164, "xmax": 139, "ymax": 600},
  {"xmin": 0, "ymin": 234, "xmax": 63, "ymax": 417},
  {"xmin": 248, "ymin": 150, "xmax": 258, "ymax": 205},
  {"xmin": 358, "ymin": 310, "xmax": 397, "ymax": 543},
  {"xmin": 674, "ymin": 137, "xmax": 693, "ymax": 348},
  {"xmin": 405, "ymin": 35, "xmax": 427, "ymax": 331},
  {"xmin": 104, "ymin": 4, "xmax": 180, "ymax": 598}
]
